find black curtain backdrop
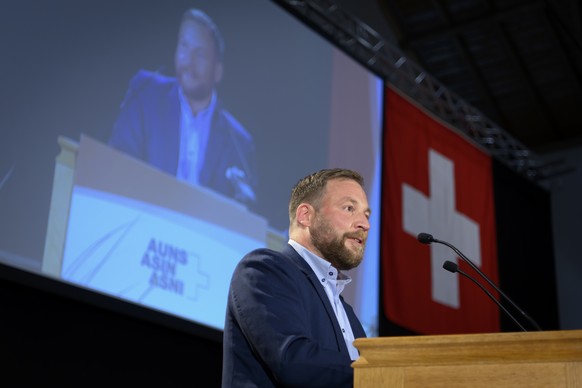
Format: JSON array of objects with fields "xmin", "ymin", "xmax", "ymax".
[
  {"xmin": 0, "ymin": 264, "xmax": 223, "ymax": 387},
  {"xmin": 492, "ymin": 160, "xmax": 559, "ymax": 332},
  {"xmin": 379, "ymin": 160, "xmax": 560, "ymax": 336}
]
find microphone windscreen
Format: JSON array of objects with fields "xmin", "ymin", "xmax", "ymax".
[
  {"xmin": 417, "ymin": 232, "xmax": 434, "ymax": 244},
  {"xmin": 443, "ymin": 260, "xmax": 458, "ymax": 273}
]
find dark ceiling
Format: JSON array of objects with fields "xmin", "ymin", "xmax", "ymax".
[{"xmin": 337, "ymin": 0, "xmax": 582, "ymax": 155}]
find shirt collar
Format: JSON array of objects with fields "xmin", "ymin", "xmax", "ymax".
[{"xmin": 178, "ymin": 88, "xmax": 217, "ymax": 120}]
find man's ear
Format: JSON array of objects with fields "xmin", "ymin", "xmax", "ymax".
[
  {"xmin": 295, "ymin": 203, "xmax": 314, "ymax": 227},
  {"xmin": 214, "ymin": 62, "xmax": 224, "ymax": 84}
]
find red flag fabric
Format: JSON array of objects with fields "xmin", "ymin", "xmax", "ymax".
[{"xmin": 382, "ymin": 87, "xmax": 499, "ymax": 334}]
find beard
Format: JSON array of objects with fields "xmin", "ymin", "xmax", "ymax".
[
  {"xmin": 176, "ymin": 68, "xmax": 215, "ymax": 102},
  {"xmin": 179, "ymin": 77, "xmax": 214, "ymax": 101},
  {"xmin": 310, "ymin": 214, "xmax": 366, "ymax": 271}
]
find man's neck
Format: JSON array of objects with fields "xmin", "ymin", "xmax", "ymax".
[{"xmin": 188, "ymin": 95, "xmax": 212, "ymax": 116}]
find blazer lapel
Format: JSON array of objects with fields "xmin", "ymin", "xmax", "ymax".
[
  {"xmin": 282, "ymin": 245, "xmax": 352, "ymax": 356},
  {"xmin": 199, "ymin": 100, "xmax": 228, "ymax": 186},
  {"xmin": 163, "ymin": 82, "xmax": 181, "ymax": 175}
]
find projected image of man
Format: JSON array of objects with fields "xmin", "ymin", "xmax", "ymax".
[{"xmin": 109, "ymin": 8, "xmax": 257, "ymax": 206}]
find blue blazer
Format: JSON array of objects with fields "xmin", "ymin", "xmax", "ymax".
[
  {"xmin": 222, "ymin": 244, "xmax": 367, "ymax": 387},
  {"xmin": 108, "ymin": 70, "xmax": 258, "ymax": 203}
]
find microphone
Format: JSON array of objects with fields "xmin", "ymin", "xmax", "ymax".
[
  {"xmin": 418, "ymin": 232, "xmax": 542, "ymax": 331},
  {"xmin": 443, "ymin": 260, "xmax": 527, "ymax": 332},
  {"xmin": 417, "ymin": 232, "xmax": 434, "ymax": 244}
]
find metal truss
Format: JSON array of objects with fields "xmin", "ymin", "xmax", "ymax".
[{"xmin": 274, "ymin": 0, "xmax": 558, "ymax": 185}]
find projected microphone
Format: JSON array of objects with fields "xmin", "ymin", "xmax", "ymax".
[
  {"xmin": 226, "ymin": 166, "xmax": 256, "ymax": 205},
  {"xmin": 226, "ymin": 127, "xmax": 257, "ymax": 205},
  {"xmin": 418, "ymin": 232, "xmax": 542, "ymax": 331},
  {"xmin": 443, "ymin": 260, "xmax": 526, "ymax": 332}
]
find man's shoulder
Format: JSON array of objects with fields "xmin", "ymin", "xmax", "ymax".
[
  {"xmin": 232, "ymin": 246, "xmax": 310, "ymax": 289},
  {"xmin": 240, "ymin": 247, "xmax": 286, "ymax": 264},
  {"xmin": 238, "ymin": 246, "xmax": 301, "ymax": 270},
  {"xmin": 128, "ymin": 69, "xmax": 177, "ymax": 94}
]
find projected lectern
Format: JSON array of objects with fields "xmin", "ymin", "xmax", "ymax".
[{"xmin": 42, "ymin": 135, "xmax": 285, "ymax": 330}]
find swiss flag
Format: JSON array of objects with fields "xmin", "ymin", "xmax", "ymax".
[{"xmin": 382, "ymin": 87, "xmax": 499, "ymax": 334}]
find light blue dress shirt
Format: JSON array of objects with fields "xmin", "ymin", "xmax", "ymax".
[
  {"xmin": 176, "ymin": 89, "xmax": 216, "ymax": 185},
  {"xmin": 288, "ymin": 239, "xmax": 360, "ymax": 360}
]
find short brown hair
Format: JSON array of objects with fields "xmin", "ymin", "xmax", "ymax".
[
  {"xmin": 181, "ymin": 8, "xmax": 224, "ymax": 61},
  {"xmin": 288, "ymin": 168, "xmax": 364, "ymax": 222}
]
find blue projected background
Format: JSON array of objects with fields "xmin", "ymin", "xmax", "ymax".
[{"xmin": 0, "ymin": 0, "xmax": 383, "ymax": 337}]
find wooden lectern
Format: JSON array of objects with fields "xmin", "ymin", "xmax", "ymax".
[{"xmin": 352, "ymin": 329, "xmax": 582, "ymax": 387}]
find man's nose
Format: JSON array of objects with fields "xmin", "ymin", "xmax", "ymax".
[{"xmin": 356, "ymin": 213, "xmax": 370, "ymax": 231}]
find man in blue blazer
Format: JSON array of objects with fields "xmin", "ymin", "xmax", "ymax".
[
  {"xmin": 108, "ymin": 9, "xmax": 257, "ymax": 205},
  {"xmin": 222, "ymin": 168, "xmax": 371, "ymax": 387}
]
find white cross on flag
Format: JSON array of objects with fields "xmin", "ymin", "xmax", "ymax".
[{"xmin": 382, "ymin": 87, "xmax": 500, "ymax": 334}]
